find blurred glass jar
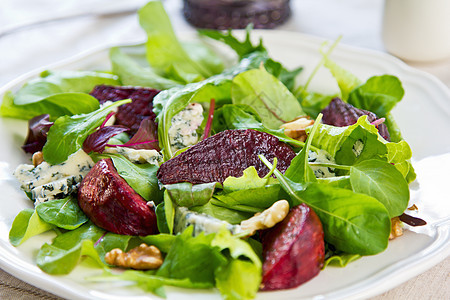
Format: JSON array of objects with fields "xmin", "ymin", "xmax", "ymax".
[
  {"xmin": 382, "ymin": 0, "xmax": 450, "ymax": 62},
  {"xmin": 183, "ymin": 0, "xmax": 291, "ymax": 29}
]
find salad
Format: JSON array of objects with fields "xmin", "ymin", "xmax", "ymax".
[{"xmin": 0, "ymin": 1, "xmax": 425, "ymax": 299}]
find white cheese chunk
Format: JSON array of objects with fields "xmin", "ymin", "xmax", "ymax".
[
  {"xmin": 13, "ymin": 149, "xmax": 94, "ymax": 204},
  {"xmin": 174, "ymin": 206, "xmax": 239, "ymax": 236},
  {"xmin": 104, "ymin": 147, "xmax": 162, "ymax": 165},
  {"xmin": 32, "ymin": 175, "xmax": 82, "ymax": 205},
  {"xmin": 168, "ymin": 103, "xmax": 204, "ymax": 153}
]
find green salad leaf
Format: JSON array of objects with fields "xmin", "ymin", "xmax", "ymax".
[
  {"xmin": 1, "ymin": 91, "xmax": 100, "ymax": 121},
  {"xmin": 350, "ymin": 159, "xmax": 409, "ymax": 218},
  {"xmin": 348, "ymin": 75, "xmax": 404, "ymax": 118},
  {"xmin": 165, "ymin": 182, "xmax": 217, "ymax": 207},
  {"xmin": 231, "ymin": 66, "xmax": 304, "ymax": 129},
  {"xmin": 9, "ymin": 208, "xmax": 54, "ymax": 246},
  {"xmin": 138, "ymin": 1, "xmax": 222, "ymax": 81},
  {"xmin": 95, "ymin": 153, "xmax": 162, "ymax": 203},
  {"xmin": 13, "ymin": 70, "xmax": 118, "ymax": 106},
  {"xmin": 43, "ymin": 99, "xmax": 130, "ymax": 164},
  {"xmin": 36, "ymin": 222, "xmax": 132, "ymax": 274},
  {"xmin": 109, "ymin": 46, "xmax": 181, "ymax": 90},
  {"xmin": 35, "ymin": 196, "xmax": 88, "ymax": 230},
  {"xmin": 154, "ymin": 51, "xmax": 269, "ymax": 159}
]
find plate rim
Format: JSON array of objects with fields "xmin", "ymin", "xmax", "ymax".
[{"xmin": 0, "ymin": 30, "xmax": 449, "ymax": 300}]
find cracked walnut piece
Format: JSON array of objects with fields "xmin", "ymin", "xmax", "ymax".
[
  {"xmin": 240, "ymin": 200, "xmax": 290, "ymax": 236},
  {"xmin": 389, "ymin": 217, "xmax": 403, "ymax": 240},
  {"xmin": 105, "ymin": 243, "xmax": 163, "ymax": 270},
  {"xmin": 280, "ymin": 117, "xmax": 314, "ymax": 142}
]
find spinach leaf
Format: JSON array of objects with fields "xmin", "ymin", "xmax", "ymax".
[
  {"xmin": 293, "ymin": 182, "xmax": 389, "ymax": 255},
  {"xmin": 154, "ymin": 51, "xmax": 269, "ymax": 159},
  {"xmin": 0, "ymin": 92, "xmax": 38, "ymax": 120},
  {"xmin": 107, "ymin": 154, "xmax": 162, "ymax": 203},
  {"xmin": 36, "ymin": 222, "xmax": 132, "ymax": 274},
  {"xmin": 13, "ymin": 70, "xmax": 118, "ymax": 106},
  {"xmin": 350, "ymin": 159, "xmax": 409, "ymax": 218},
  {"xmin": 261, "ymin": 157, "xmax": 390, "ymax": 255},
  {"xmin": 1, "ymin": 91, "xmax": 100, "ymax": 121},
  {"xmin": 164, "ymin": 182, "xmax": 217, "ymax": 207},
  {"xmin": 348, "ymin": 75, "xmax": 404, "ymax": 117},
  {"xmin": 109, "ymin": 47, "xmax": 181, "ymax": 90},
  {"xmin": 9, "ymin": 208, "xmax": 54, "ymax": 246},
  {"xmin": 138, "ymin": 1, "xmax": 222, "ymax": 81},
  {"xmin": 43, "ymin": 99, "xmax": 130, "ymax": 165},
  {"xmin": 156, "ymin": 227, "xmax": 224, "ymax": 285},
  {"xmin": 231, "ymin": 66, "xmax": 304, "ymax": 129},
  {"xmin": 35, "ymin": 196, "xmax": 88, "ymax": 230}
]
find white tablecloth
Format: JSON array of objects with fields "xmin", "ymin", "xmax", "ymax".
[{"xmin": 0, "ymin": 0, "xmax": 448, "ymax": 299}]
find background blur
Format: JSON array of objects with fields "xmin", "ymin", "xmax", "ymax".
[{"xmin": 0, "ymin": 0, "xmax": 448, "ymax": 299}]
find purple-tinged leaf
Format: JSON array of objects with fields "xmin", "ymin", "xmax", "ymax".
[
  {"xmin": 321, "ymin": 98, "xmax": 391, "ymax": 141},
  {"xmin": 83, "ymin": 125, "xmax": 129, "ymax": 154},
  {"xmin": 123, "ymin": 118, "xmax": 160, "ymax": 151},
  {"xmin": 22, "ymin": 114, "xmax": 54, "ymax": 153}
]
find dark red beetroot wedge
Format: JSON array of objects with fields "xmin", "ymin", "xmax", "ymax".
[
  {"xmin": 157, "ymin": 129, "xmax": 296, "ymax": 185},
  {"xmin": 261, "ymin": 203, "xmax": 325, "ymax": 291},
  {"xmin": 78, "ymin": 158, "xmax": 158, "ymax": 236},
  {"xmin": 89, "ymin": 85, "xmax": 160, "ymax": 135},
  {"xmin": 321, "ymin": 97, "xmax": 391, "ymax": 141}
]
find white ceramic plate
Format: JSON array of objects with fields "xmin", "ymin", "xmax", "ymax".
[{"xmin": 0, "ymin": 31, "xmax": 449, "ymax": 300}]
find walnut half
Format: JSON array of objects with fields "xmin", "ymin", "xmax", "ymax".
[
  {"xmin": 389, "ymin": 217, "xmax": 403, "ymax": 240},
  {"xmin": 280, "ymin": 117, "xmax": 314, "ymax": 142},
  {"xmin": 240, "ymin": 200, "xmax": 290, "ymax": 236},
  {"xmin": 105, "ymin": 243, "xmax": 163, "ymax": 270}
]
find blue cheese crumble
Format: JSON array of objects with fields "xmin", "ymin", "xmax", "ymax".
[
  {"xmin": 104, "ymin": 147, "xmax": 162, "ymax": 166},
  {"xmin": 352, "ymin": 139, "xmax": 365, "ymax": 157},
  {"xmin": 308, "ymin": 149, "xmax": 336, "ymax": 178},
  {"xmin": 168, "ymin": 103, "xmax": 204, "ymax": 153},
  {"xmin": 13, "ymin": 149, "xmax": 94, "ymax": 205},
  {"xmin": 174, "ymin": 206, "xmax": 239, "ymax": 236}
]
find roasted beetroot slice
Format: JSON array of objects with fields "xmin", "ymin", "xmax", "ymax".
[
  {"xmin": 321, "ymin": 97, "xmax": 390, "ymax": 141},
  {"xmin": 78, "ymin": 158, "xmax": 158, "ymax": 236},
  {"xmin": 157, "ymin": 129, "xmax": 296, "ymax": 184},
  {"xmin": 261, "ymin": 203, "xmax": 324, "ymax": 291},
  {"xmin": 89, "ymin": 85, "xmax": 160, "ymax": 135}
]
